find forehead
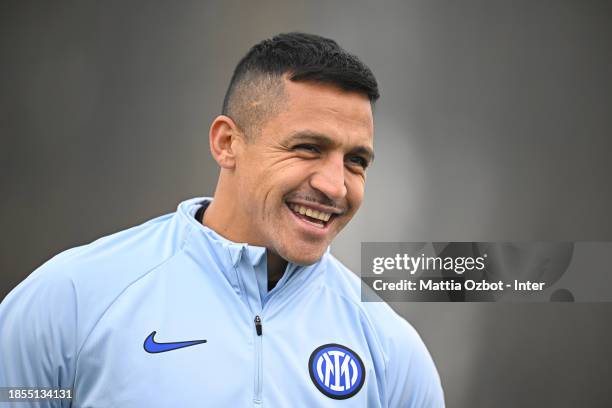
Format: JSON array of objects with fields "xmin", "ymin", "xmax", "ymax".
[{"xmin": 260, "ymin": 78, "xmax": 374, "ymax": 147}]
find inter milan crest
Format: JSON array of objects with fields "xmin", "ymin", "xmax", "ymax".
[{"xmin": 308, "ymin": 343, "xmax": 365, "ymax": 400}]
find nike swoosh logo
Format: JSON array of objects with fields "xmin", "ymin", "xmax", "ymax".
[{"xmin": 143, "ymin": 331, "xmax": 207, "ymax": 353}]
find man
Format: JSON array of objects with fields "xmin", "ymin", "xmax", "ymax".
[{"xmin": 0, "ymin": 33, "xmax": 444, "ymax": 407}]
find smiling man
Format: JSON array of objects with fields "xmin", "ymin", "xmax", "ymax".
[
  {"xmin": 206, "ymin": 74, "xmax": 374, "ymax": 276},
  {"xmin": 0, "ymin": 33, "xmax": 444, "ymax": 407}
]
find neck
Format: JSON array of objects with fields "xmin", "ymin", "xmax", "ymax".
[
  {"xmin": 267, "ymin": 250, "xmax": 288, "ymax": 284},
  {"xmin": 202, "ymin": 182, "xmax": 245, "ymax": 244},
  {"xmin": 201, "ymin": 186, "xmax": 289, "ymax": 284}
]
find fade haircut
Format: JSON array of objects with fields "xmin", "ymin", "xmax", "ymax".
[{"xmin": 222, "ymin": 32, "xmax": 379, "ymax": 139}]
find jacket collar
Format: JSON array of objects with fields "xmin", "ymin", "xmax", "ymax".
[{"xmin": 177, "ymin": 197, "xmax": 327, "ymax": 311}]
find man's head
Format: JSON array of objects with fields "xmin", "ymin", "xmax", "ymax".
[
  {"xmin": 222, "ymin": 32, "xmax": 379, "ymax": 139},
  {"xmin": 205, "ymin": 32, "xmax": 378, "ymax": 265}
]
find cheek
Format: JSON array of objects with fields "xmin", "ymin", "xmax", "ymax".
[
  {"xmin": 276, "ymin": 164, "xmax": 313, "ymax": 191},
  {"xmin": 346, "ymin": 176, "xmax": 366, "ymax": 209}
]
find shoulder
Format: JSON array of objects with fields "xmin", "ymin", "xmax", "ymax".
[
  {"xmin": 18, "ymin": 211, "xmax": 185, "ymax": 294},
  {"xmin": 319, "ymin": 253, "xmax": 414, "ymax": 338},
  {"xmin": 0, "ymin": 211, "xmax": 189, "ymax": 350},
  {"xmin": 319, "ymin": 253, "xmax": 445, "ymax": 406}
]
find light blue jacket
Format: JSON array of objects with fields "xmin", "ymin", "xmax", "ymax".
[{"xmin": 0, "ymin": 198, "xmax": 444, "ymax": 407}]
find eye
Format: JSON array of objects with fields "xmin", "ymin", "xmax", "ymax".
[
  {"xmin": 347, "ymin": 155, "xmax": 369, "ymax": 169},
  {"xmin": 294, "ymin": 144, "xmax": 320, "ymax": 154}
]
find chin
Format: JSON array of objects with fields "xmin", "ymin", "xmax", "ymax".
[{"xmin": 279, "ymin": 246, "xmax": 328, "ymax": 266}]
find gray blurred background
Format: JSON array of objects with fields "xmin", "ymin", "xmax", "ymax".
[{"xmin": 2, "ymin": 0, "xmax": 611, "ymax": 406}]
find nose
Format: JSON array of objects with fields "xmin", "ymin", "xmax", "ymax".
[{"xmin": 309, "ymin": 153, "xmax": 347, "ymax": 201}]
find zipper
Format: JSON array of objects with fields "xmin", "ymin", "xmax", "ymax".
[
  {"xmin": 253, "ymin": 315, "xmax": 263, "ymax": 405},
  {"xmin": 250, "ymin": 264, "xmax": 297, "ymax": 405},
  {"xmin": 254, "ymin": 315, "xmax": 263, "ymax": 336}
]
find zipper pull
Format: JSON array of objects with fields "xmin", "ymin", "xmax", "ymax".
[{"xmin": 254, "ymin": 315, "xmax": 263, "ymax": 336}]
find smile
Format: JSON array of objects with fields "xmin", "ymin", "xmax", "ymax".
[{"xmin": 286, "ymin": 202, "xmax": 336, "ymax": 229}]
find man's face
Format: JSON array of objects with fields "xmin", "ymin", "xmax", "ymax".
[{"xmin": 232, "ymin": 78, "xmax": 374, "ymax": 264}]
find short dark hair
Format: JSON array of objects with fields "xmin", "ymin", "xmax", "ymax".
[{"xmin": 222, "ymin": 32, "xmax": 379, "ymax": 137}]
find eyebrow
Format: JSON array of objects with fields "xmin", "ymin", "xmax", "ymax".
[{"xmin": 285, "ymin": 130, "xmax": 375, "ymax": 163}]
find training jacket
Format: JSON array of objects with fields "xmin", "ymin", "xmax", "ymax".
[{"xmin": 0, "ymin": 197, "xmax": 444, "ymax": 407}]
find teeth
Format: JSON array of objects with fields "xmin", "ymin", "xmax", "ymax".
[{"xmin": 288, "ymin": 204, "xmax": 332, "ymax": 222}]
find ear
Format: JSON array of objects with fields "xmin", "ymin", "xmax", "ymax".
[{"xmin": 208, "ymin": 115, "xmax": 243, "ymax": 169}]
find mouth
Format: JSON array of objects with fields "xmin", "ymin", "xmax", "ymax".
[{"xmin": 285, "ymin": 202, "xmax": 338, "ymax": 230}]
